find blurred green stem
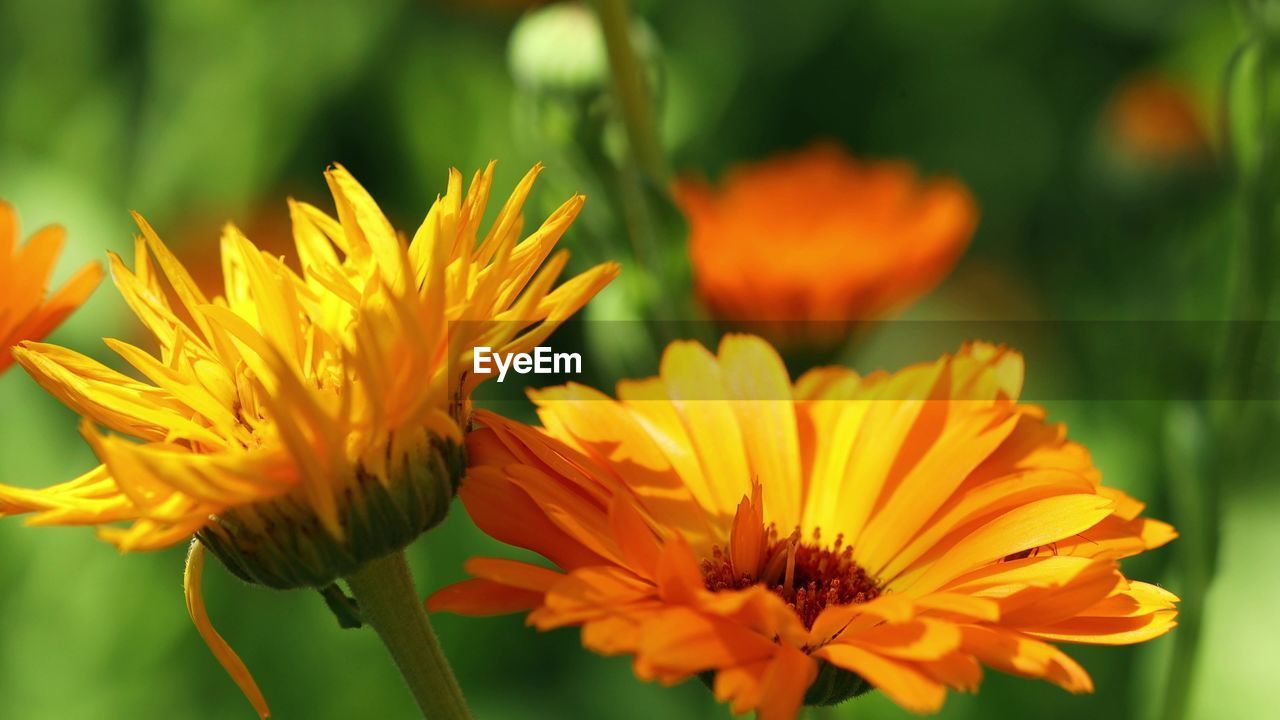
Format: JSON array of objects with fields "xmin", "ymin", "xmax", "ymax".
[
  {"xmin": 593, "ymin": 0, "xmax": 679, "ymax": 335},
  {"xmin": 346, "ymin": 551, "xmax": 472, "ymax": 720},
  {"xmin": 595, "ymin": 0, "xmax": 667, "ymax": 183},
  {"xmin": 1163, "ymin": 6, "xmax": 1280, "ymax": 719},
  {"xmin": 1161, "ymin": 405, "xmax": 1214, "ymax": 720},
  {"xmin": 1218, "ymin": 25, "xmax": 1276, "ymax": 408}
]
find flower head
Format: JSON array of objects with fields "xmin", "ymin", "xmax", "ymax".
[
  {"xmin": 0, "ymin": 163, "xmax": 617, "ymax": 716},
  {"xmin": 1106, "ymin": 73, "xmax": 1208, "ymax": 167},
  {"xmin": 0, "ymin": 202, "xmax": 102, "ymax": 373},
  {"xmin": 430, "ymin": 334, "xmax": 1176, "ymax": 718},
  {"xmin": 674, "ymin": 146, "xmax": 976, "ymax": 345}
]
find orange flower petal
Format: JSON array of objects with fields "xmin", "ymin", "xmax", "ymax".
[
  {"xmin": 959, "ymin": 625, "xmax": 1093, "ymax": 693},
  {"xmin": 904, "ymin": 494, "xmax": 1115, "ymax": 594},
  {"xmin": 427, "ymin": 578, "xmax": 547, "ymax": 616},
  {"xmin": 636, "ymin": 607, "xmax": 776, "ymax": 677},
  {"xmin": 458, "ymin": 463, "xmax": 607, "ymax": 571},
  {"xmin": 1022, "ymin": 611, "xmax": 1178, "ymax": 645},
  {"xmin": 610, "ymin": 495, "xmax": 664, "ymax": 577},
  {"xmin": 816, "ymin": 644, "xmax": 947, "ymax": 714},
  {"xmin": 756, "ymin": 647, "xmax": 819, "ymax": 720}
]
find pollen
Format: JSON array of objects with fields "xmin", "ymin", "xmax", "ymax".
[{"xmin": 701, "ymin": 526, "xmax": 881, "ymax": 629}]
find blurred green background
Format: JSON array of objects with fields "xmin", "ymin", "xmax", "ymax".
[{"xmin": 1, "ymin": 0, "xmax": 1276, "ymax": 718}]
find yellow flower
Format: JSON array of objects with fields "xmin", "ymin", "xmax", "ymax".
[
  {"xmin": 0, "ymin": 163, "xmax": 617, "ymax": 717},
  {"xmin": 0, "ymin": 202, "xmax": 102, "ymax": 373},
  {"xmin": 674, "ymin": 145, "xmax": 977, "ymax": 347},
  {"xmin": 430, "ymin": 335, "xmax": 1176, "ymax": 718}
]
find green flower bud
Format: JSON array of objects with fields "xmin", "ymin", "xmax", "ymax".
[{"xmin": 508, "ymin": 3, "xmax": 657, "ymax": 96}]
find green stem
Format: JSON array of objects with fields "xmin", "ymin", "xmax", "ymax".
[
  {"xmin": 593, "ymin": 0, "xmax": 679, "ymax": 339},
  {"xmin": 1163, "ymin": 590, "xmax": 1207, "ymax": 720},
  {"xmin": 1161, "ymin": 405, "xmax": 1213, "ymax": 720},
  {"xmin": 346, "ymin": 551, "xmax": 473, "ymax": 720},
  {"xmin": 1162, "ymin": 7, "xmax": 1279, "ymax": 719},
  {"xmin": 596, "ymin": 0, "xmax": 667, "ymax": 183}
]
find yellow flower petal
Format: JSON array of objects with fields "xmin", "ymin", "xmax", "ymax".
[{"xmin": 184, "ymin": 541, "xmax": 270, "ymax": 719}]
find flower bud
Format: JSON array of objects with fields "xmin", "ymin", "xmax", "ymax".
[{"xmin": 508, "ymin": 3, "xmax": 657, "ymax": 97}]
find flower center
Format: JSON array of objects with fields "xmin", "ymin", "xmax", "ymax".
[{"xmin": 700, "ymin": 527, "xmax": 881, "ymax": 629}]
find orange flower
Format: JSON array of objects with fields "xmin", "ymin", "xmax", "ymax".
[
  {"xmin": 0, "ymin": 202, "xmax": 102, "ymax": 373},
  {"xmin": 1107, "ymin": 73, "xmax": 1208, "ymax": 165},
  {"xmin": 430, "ymin": 335, "xmax": 1176, "ymax": 718},
  {"xmin": 674, "ymin": 146, "xmax": 976, "ymax": 344}
]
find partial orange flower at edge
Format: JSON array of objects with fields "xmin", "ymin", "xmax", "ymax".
[
  {"xmin": 0, "ymin": 202, "xmax": 103, "ymax": 373},
  {"xmin": 430, "ymin": 335, "xmax": 1177, "ymax": 719}
]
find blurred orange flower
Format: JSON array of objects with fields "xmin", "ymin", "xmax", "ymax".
[
  {"xmin": 1106, "ymin": 73, "xmax": 1208, "ymax": 165},
  {"xmin": 0, "ymin": 202, "xmax": 102, "ymax": 373},
  {"xmin": 431, "ymin": 335, "xmax": 1176, "ymax": 718},
  {"xmin": 674, "ymin": 146, "xmax": 977, "ymax": 344}
]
